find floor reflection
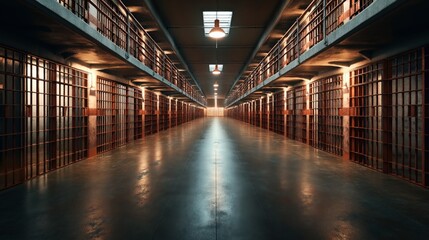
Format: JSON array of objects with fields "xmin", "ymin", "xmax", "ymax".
[{"xmin": 0, "ymin": 118, "xmax": 428, "ymax": 240}]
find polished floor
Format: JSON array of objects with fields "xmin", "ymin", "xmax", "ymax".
[{"xmin": 0, "ymin": 118, "xmax": 428, "ymax": 240}]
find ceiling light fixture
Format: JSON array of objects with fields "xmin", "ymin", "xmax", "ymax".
[
  {"xmin": 208, "ymin": 0, "xmax": 226, "ymax": 39},
  {"xmin": 212, "ymin": 64, "xmax": 221, "ymax": 75},
  {"xmin": 203, "ymin": 11, "xmax": 232, "ymax": 37},
  {"xmin": 208, "ymin": 19, "xmax": 226, "ymax": 39},
  {"xmin": 214, "ymin": 83, "xmax": 219, "ymax": 87}
]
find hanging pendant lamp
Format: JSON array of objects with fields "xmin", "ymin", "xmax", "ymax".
[
  {"xmin": 208, "ymin": 19, "xmax": 226, "ymax": 39},
  {"xmin": 212, "ymin": 64, "xmax": 221, "ymax": 75}
]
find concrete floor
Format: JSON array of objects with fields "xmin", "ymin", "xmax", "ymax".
[{"xmin": 0, "ymin": 118, "xmax": 428, "ymax": 240}]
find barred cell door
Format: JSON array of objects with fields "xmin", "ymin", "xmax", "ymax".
[{"xmin": 1, "ymin": 47, "xmax": 88, "ymax": 190}]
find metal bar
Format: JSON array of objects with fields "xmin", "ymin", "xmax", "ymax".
[
  {"xmin": 126, "ymin": 11, "xmax": 130, "ymax": 58},
  {"xmin": 226, "ymin": 0, "xmax": 376, "ymax": 106},
  {"xmin": 323, "ymin": 0, "xmax": 327, "ymax": 41}
]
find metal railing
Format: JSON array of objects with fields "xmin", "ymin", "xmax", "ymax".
[
  {"xmin": 225, "ymin": 0, "xmax": 374, "ymax": 106},
  {"xmin": 56, "ymin": 0, "xmax": 206, "ymax": 106}
]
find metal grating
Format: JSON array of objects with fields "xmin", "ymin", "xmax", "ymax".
[
  {"xmin": 96, "ymin": 77, "xmax": 142, "ymax": 153},
  {"xmin": 349, "ymin": 62, "xmax": 385, "ymax": 170},
  {"xmin": 261, "ymin": 97, "xmax": 268, "ymax": 129},
  {"xmin": 255, "ymin": 100, "xmax": 261, "ymax": 128},
  {"xmin": 273, "ymin": 91, "xmax": 285, "ymax": 135},
  {"xmin": 57, "ymin": 0, "xmax": 206, "ymax": 105},
  {"xmin": 294, "ymin": 85, "xmax": 307, "ymax": 143},
  {"xmin": 0, "ymin": 46, "xmax": 88, "ymax": 190},
  {"xmin": 144, "ymin": 90, "xmax": 157, "ymax": 136},
  {"xmin": 390, "ymin": 48, "xmax": 427, "ymax": 185},
  {"xmin": 286, "ymin": 88, "xmax": 295, "ymax": 139},
  {"xmin": 171, "ymin": 99, "xmax": 177, "ymax": 127},
  {"xmin": 177, "ymin": 101, "xmax": 183, "ymax": 125},
  {"xmin": 132, "ymin": 87, "xmax": 143, "ymax": 140},
  {"xmin": 226, "ymin": 0, "xmax": 375, "ymax": 106},
  {"xmin": 159, "ymin": 95, "xmax": 169, "ymax": 131},
  {"xmin": 310, "ymin": 75, "xmax": 343, "ymax": 156}
]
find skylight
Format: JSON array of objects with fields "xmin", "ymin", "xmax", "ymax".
[
  {"xmin": 209, "ymin": 64, "xmax": 223, "ymax": 72},
  {"xmin": 203, "ymin": 11, "xmax": 233, "ymax": 37}
]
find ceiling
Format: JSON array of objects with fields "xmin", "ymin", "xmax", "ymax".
[
  {"xmin": 122, "ymin": 0, "xmax": 312, "ymax": 102},
  {"xmin": 1, "ymin": 0, "xmax": 426, "ymax": 107}
]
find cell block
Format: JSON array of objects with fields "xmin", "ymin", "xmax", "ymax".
[
  {"xmin": 309, "ymin": 75, "xmax": 343, "ymax": 156},
  {"xmin": 0, "ymin": 45, "xmax": 88, "ymax": 190}
]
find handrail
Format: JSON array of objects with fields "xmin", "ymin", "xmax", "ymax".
[
  {"xmin": 56, "ymin": 0, "xmax": 206, "ymax": 106},
  {"xmin": 225, "ymin": 0, "xmax": 374, "ymax": 106}
]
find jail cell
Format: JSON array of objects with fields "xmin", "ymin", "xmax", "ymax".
[
  {"xmin": 183, "ymin": 103, "xmax": 188, "ymax": 123},
  {"xmin": 390, "ymin": 48, "xmax": 427, "ymax": 186},
  {"xmin": 177, "ymin": 101, "xmax": 183, "ymax": 125},
  {"xmin": 125, "ymin": 87, "xmax": 135, "ymax": 141},
  {"xmin": 255, "ymin": 99, "xmax": 261, "ymax": 128},
  {"xmin": 95, "ymin": 0, "xmax": 127, "ymax": 50},
  {"xmin": 115, "ymin": 84, "xmax": 127, "ymax": 147},
  {"xmin": 128, "ymin": 87, "xmax": 143, "ymax": 140},
  {"xmin": 0, "ymin": 46, "xmax": 88, "ymax": 190},
  {"xmin": 349, "ymin": 62, "xmax": 385, "ymax": 171},
  {"xmin": 286, "ymin": 88, "xmax": 295, "ymax": 139},
  {"xmin": 273, "ymin": 90, "xmax": 285, "ymax": 135},
  {"xmin": 249, "ymin": 101, "xmax": 255, "ymax": 125},
  {"xmin": 269, "ymin": 95, "xmax": 275, "ymax": 132},
  {"xmin": 294, "ymin": 85, "xmax": 307, "ymax": 143},
  {"xmin": 171, "ymin": 99, "xmax": 177, "ymax": 127},
  {"xmin": 261, "ymin": 97, "xmax": 268, "ymax": 129},
  {"xmin": 96, "ymin": 77, "xmax": 141, "ymax": 153},
  {"xmin": 159, "ymin": 95, "xmax": 169, "ymax": 131},
  {"xmin": 309, "ymin": 80, "xmax": 320, "ymax": 148},
  {"xmin": 298, "ymin": 0, "xmax": 323, "ymax": 53},
  {"xmin": 144, "ymin": 90, "xmax": 157, "ymax": 136},
  {"xmin": 309, "ymin": 75, "xmax": 343, "ymax": 156},
  {"xmin": 57, "ymin": 0, "xmax": 88, "ymax": 20}
]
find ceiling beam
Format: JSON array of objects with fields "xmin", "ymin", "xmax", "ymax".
[
  {"xmin": 143, "ymin": 0, "xmax": 205, "ymax": 97},
  {"xmin": 226, "ymin": 0, "xmax": 294, "ymax": 97},
  {"xmin": 181, "ymin": 45, "xmax": 254, "ymax": 49}
]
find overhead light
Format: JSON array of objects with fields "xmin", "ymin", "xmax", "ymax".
[
  {"xmin": 212, "ymin": 64, "xmax": 221, "ymax": 75},
  {"xmin": 209, "ymin": 19, "xmax": 226, "ymax": 39},
  {"xmin": 213, "ymin": 83, "xmax": 219, "ymax": 87},
  {"xmin": 214, "ymin": 93, "xmax": 218, "ymax": 95},
  {"xmin": 209, "ymin": 64, "xmax": 223, "ymax": 72},
  {"xmin": 214, "ymin": 87, "xmax": 218, "ymax": 91},
  {"xmin": 203, "ymin": 11, "xmax": 232, "ymax": 38}
]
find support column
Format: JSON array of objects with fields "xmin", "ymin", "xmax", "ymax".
[
  {"xmin": 283, "ymin": 88, "xmax": 287, "ymax": 136},
  {"xmin": 267, "ymin": 93, "xmax": 270, "ymax": 130},
  {"xmin": 168, "ymin": 97, "xmax": 172, "ymax": 129},
  {"xmin": 306, "ymin": 83, "xmax": 311, "ymax": 145},
  {"xmin": 175, "ymin": 99, "xmax": 178, "ymax": 126},
  {"xmin": 156, "ymin": 94, "xmax": 160, "ymax": 132},
  {"xmin": 342, "ymin": 71, "xmax": 350, "ymax": 160},
  {"xmin": 87, "ymin": 73, "xmax": 97, "ymax": 157},
  {"xmin": 259, "ymin": 98, "xmax": 263, "ymax": 128},
  {"xmin": 142, "ymin": 87, "xmax": 146, "ymax": 137}
]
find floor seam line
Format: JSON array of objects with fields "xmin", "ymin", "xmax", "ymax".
[{"xmin": 214, "ymin": 141, "xmax": 219, "ymax": 240}]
